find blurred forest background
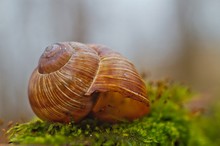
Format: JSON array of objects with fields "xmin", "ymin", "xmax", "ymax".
[{"xmin": 0, "ymin": 0, "xmax": 220, "ymax": 124}]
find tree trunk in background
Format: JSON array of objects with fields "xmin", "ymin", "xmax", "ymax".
[{"xmin": 177, "ymin": 0, "xmax": 220, "ymax": 91}]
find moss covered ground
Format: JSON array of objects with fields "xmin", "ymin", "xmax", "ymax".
[{"xmin": 6, "ymin": 80, "xmax": 220, "ymax": 145}]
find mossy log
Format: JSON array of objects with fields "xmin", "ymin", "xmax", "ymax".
[{"xmin": 6, "ymin": 80, "xmax": 198, "ymax": 145}]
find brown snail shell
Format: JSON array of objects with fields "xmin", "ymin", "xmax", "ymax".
[{"xmin": 28, "ymin": 42, "xmax": 150, "ymax": 123}]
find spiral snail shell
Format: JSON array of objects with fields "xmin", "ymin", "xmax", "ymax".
[{"xmin": 28, "ymin": 42, "xmax": 150, "ymax": 123}]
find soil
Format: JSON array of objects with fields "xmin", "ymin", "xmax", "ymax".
[{"xmin": 0, "ymin": 119, "xmax": 14, "ymax": 144}]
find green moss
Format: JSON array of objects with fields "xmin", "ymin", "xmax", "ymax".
[
  {"xmin": 189, "ymin": 100, "xmax": 220, "ymax": 146},
  {"xmin": 7, "ymin": 80, "xmax": 194, "ymax": 146}
]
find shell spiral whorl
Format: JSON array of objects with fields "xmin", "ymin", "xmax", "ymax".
[
  {"xmin": 28, "ymin": 42, "xmax": 150, "ymax": 123},
  {"xmin": 38, "ymin": 43, "xmax": 74, "ymax": 74}
]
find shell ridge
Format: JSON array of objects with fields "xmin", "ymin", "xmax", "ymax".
[{"xmin": 85, "ymin": 51, "xmax": 101, "ymax": 96}]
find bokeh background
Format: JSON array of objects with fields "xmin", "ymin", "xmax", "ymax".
[{"xmin": 0, "ymin": 0, "xmax": 220, "ymax": 128}]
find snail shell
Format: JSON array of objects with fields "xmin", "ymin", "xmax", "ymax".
[{"xmin": 28, "ymin": 42, "xmax": 150, "ymax": 123}]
